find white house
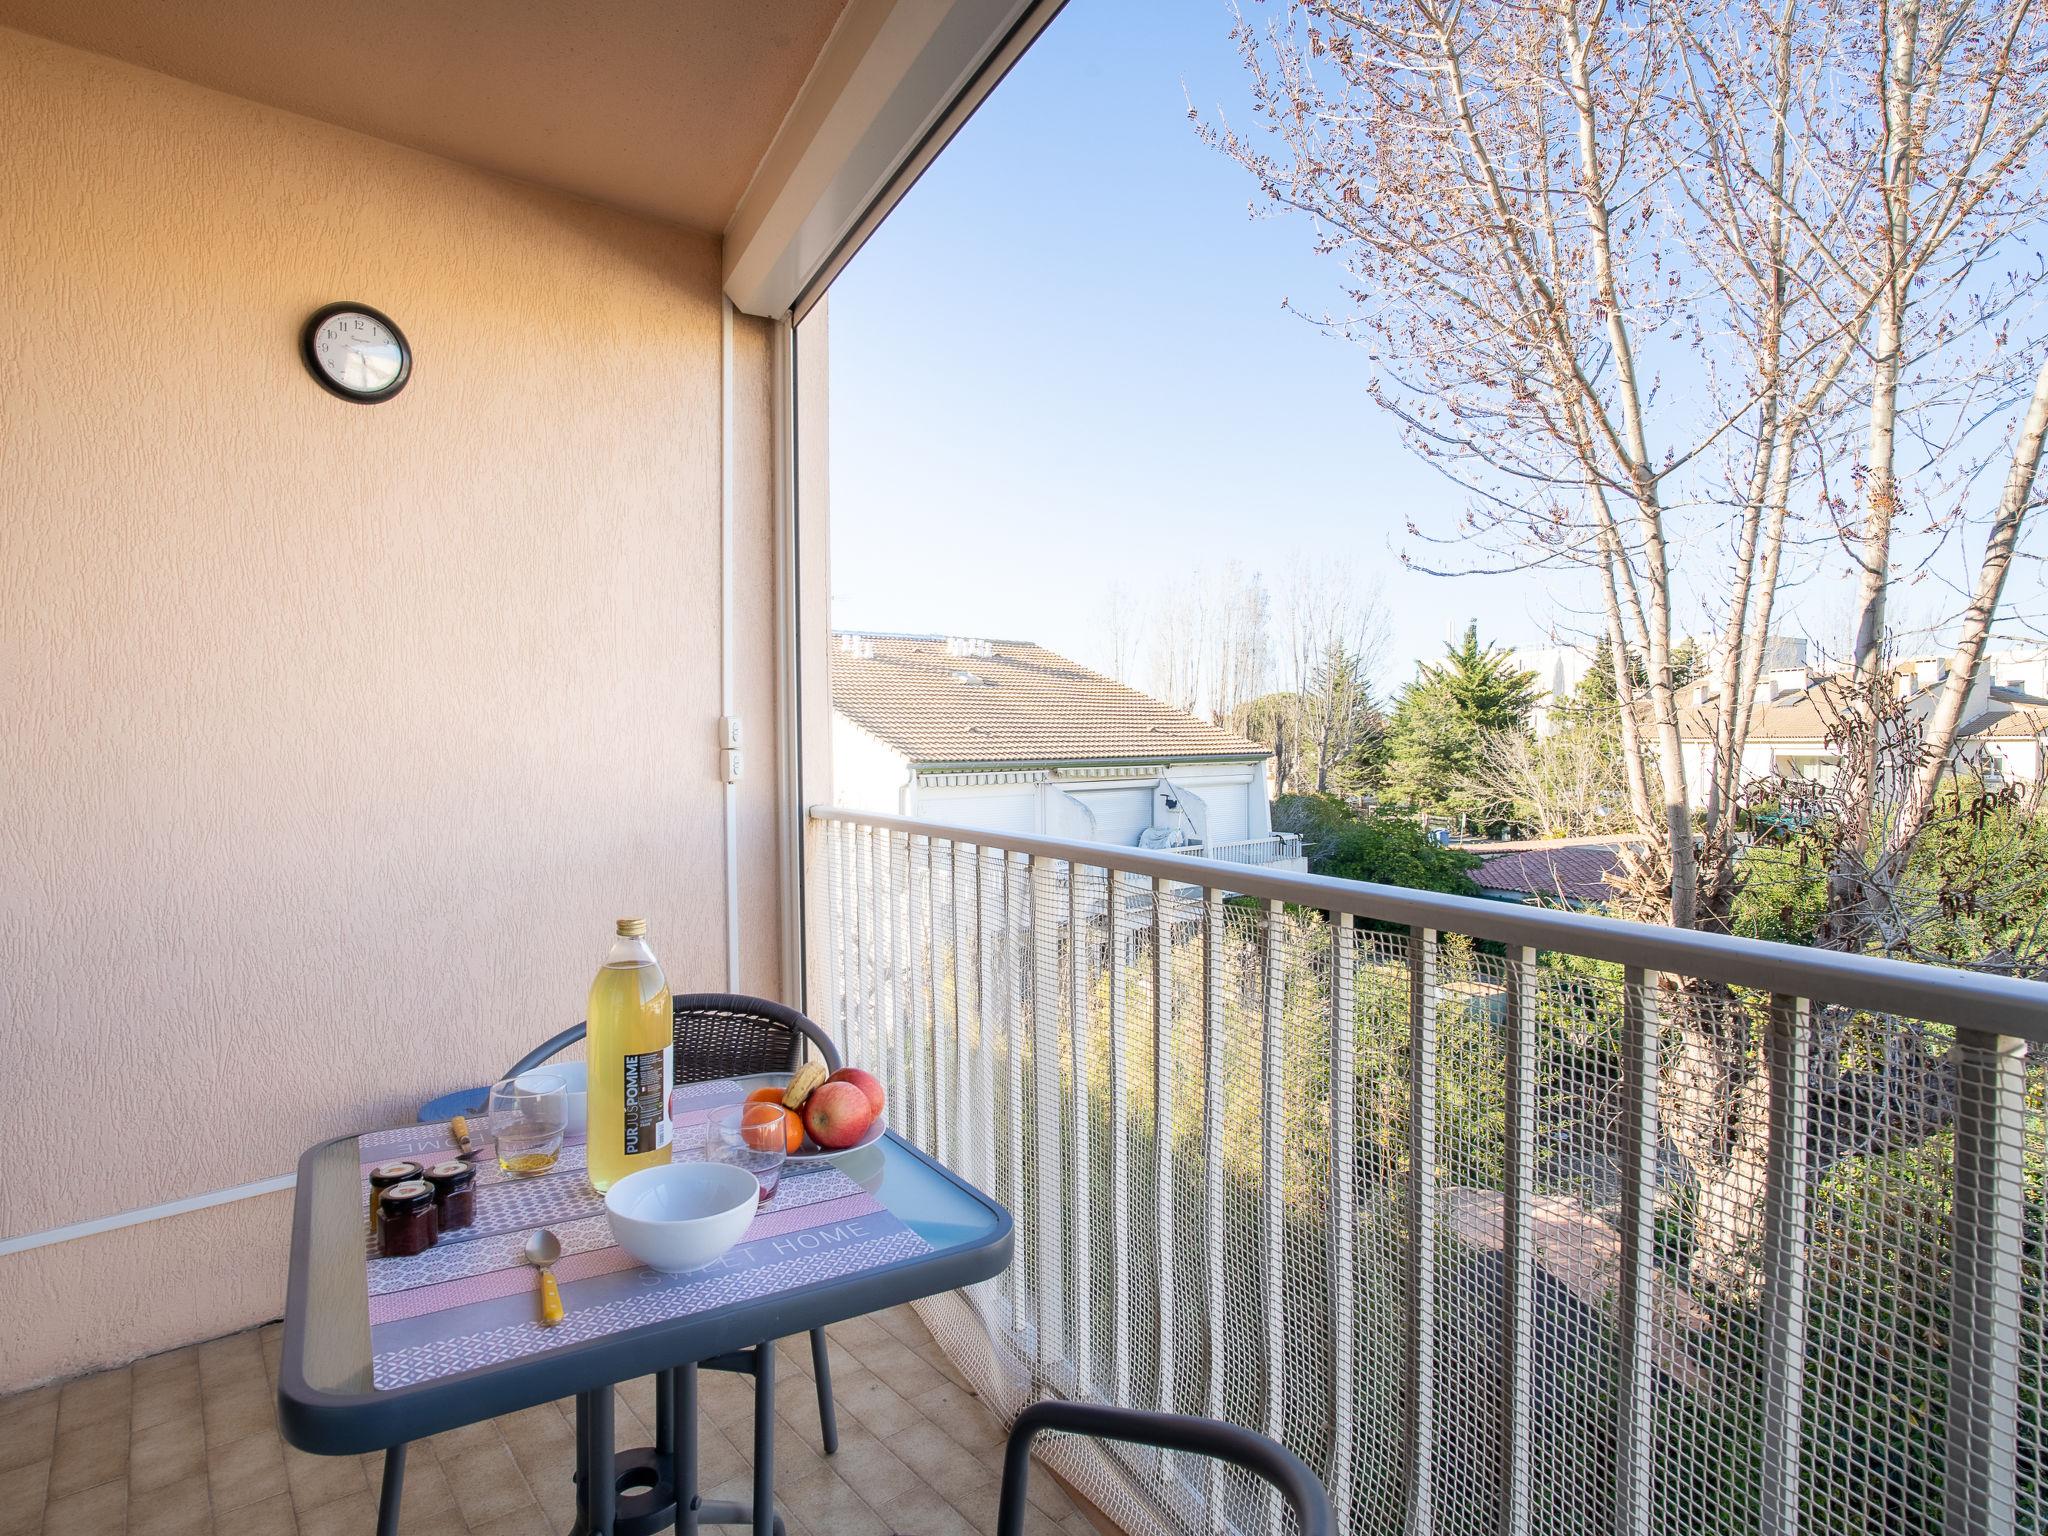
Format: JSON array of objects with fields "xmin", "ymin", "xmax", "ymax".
[
  {"xmin": 830, "ymin": 633, "xmax": 1305, "ymax": 871},
  {"xmin": 1673, "ymin": 653, "xmax": 2048, "ymax": 791}
]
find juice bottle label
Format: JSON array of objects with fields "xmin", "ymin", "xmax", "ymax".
[{"xmin": 621, "ymin": 1045, "xmax": 673, "ymax": 1155}]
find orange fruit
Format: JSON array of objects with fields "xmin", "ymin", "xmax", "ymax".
[
  {"xmin": 737, "ymin": 1102, "xmax": 807, "ymax": 1157},
  {"xmin": 734, "ymin": 1094, "xmax": 804, "ymax": 1154}
]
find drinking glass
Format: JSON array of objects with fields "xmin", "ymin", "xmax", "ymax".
[
  {"xmin": 490, "ymin": 1071, "xmax": 569, "ymax": 1177},
  {"xmin": 706, "ymin": 1103, "xmax": 787, "ymax": 1205}
]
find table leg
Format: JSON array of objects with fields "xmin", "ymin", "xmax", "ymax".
[
  {"xmin": 569, "ymin": 1356, "xmax": 780, "ymax": 1536},
  {"xmin": 586, "ymin": 1389, "xmax": 617, "ymax": 1536},
  {"xmin": 676, "ymin": 1365, "xmax": 699, "ymax": 1536},
  {"xmin": 808, "ymin": 1330, "xmax": 839, "ymax": 1456},
  {"xmin": 691, "ymin": 1347, "xmax": 784, "ymax": 1536},
  {"xmin": 657, "ymin": 1370, "xmax": 677, "ymax": 1477},
  {"xmin": 752, "ymin": 1346, "xmax": 773, "ymax": 1536},
  {"xmin": 376, "ymin": 1444, "xmax": 406, "ymax": 1536},
  {"xmin": 575, "ymin": 1388, "xmax": 592, "ymax": 1522}
]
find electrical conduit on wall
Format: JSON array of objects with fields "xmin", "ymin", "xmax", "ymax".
[{"xmin": 722, "ymin": 296, "xmax": 741, "ymax": 989}]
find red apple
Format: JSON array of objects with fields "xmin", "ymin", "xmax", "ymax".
[
  {"xmin": 828, "ymin": 1066, "xmax": 886, "ymax": 1120},
  {"xmin": 803, "ymin": 1080, "xmax": 875, "ymax": 1149}
]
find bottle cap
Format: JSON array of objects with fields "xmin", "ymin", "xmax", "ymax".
[{"xmin": 616, "ymin": 918, "xmax": 647, "ymax": 937}]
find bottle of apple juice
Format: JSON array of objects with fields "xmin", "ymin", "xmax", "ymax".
[{"xmin": 586, "ymin": 918, "xmax": 673, "ymax": 1193}]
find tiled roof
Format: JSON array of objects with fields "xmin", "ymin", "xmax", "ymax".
[
  {"xmin": 1989, "ymin": 684, "xmax": 2048, "ymax": 708},
  {"xmin": 1957, "ymin": 707, "xmax": 2048, "ymax": 740},
  {"xmin": 830, "ymin": 634, "xmax": 1270, "ymax": 767},
  {"xmin": 1676, "ymin": 679, "xmax": 2048, "ymax": 744},
  {"xmin": 1673, "ymin": 685, "xmax": 1843, "ymax": 742},
  {"xmin": 1473, "ymin": 842, "xmax": 1631, "ymax": 905}
]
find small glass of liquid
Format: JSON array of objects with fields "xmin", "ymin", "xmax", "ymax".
[
  {"xmin": 489, "ymin": 1072, "xmax": 569, "ymax": 1177},
  {"xmin": 706, "ymin": 1103, "xmax": 788, "ymax": 1205}
]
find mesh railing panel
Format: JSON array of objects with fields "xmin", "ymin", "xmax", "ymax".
[{"xmin": 817, "ymin": 818, "xmax": 2044, "ymax": 1536}]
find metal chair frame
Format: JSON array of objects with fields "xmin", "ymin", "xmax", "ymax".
[{"xmin": 996, "ymin": 1402, "xmax": 1334, "ymax": 1536}]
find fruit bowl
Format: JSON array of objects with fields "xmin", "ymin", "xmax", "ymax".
[
  {"xmin": 604, "ymin": 1161, "xmax": 757, "ymax": 1272},
  {"xmin": 787, "ymin": 1113, "xmax": 886, "ymax": 1164},
  {"xmin": 745, "ymin": 1065, "xmax": 888, "ymax": 1162}
]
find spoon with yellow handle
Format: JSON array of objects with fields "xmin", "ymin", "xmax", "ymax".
[{"xmin": 523, "ymin": 1229, "xmax": 565, "ymax": 1327}]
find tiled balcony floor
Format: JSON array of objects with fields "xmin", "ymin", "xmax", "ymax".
[{"xmin": 1, "ymin": 1306, "xmax": 1100, "ymax": 1536}]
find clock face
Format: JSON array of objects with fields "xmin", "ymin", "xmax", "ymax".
[{"xmin": 302, "ymin": 304, "xmax": 410, "ymax": 401}]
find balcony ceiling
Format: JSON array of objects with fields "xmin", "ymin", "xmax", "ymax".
[{"xmin": 0, "ymin": 0, "xmax": 850, "ymax": 231}]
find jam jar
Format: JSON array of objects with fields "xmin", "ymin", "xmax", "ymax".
[
  {"xmin": 425, "ymin": 1160, "xmax": 476, "ymax": 1231},
  {"xmin": 368, "ymin": 1160, "xmax": 425, "ymax": 1202},
  {"xmin": 376, "ymin": 1180, "xmax": 439, "ymax": 1257}
]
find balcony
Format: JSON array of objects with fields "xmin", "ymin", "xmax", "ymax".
[
  {"xmin": 1168, "ymin": 836, "xmax": 1307, "ymax": 874},
  {"xmin": 9, "ymin": 2, "xmax": 2048, "ymax": 1533},
  {"xmin": 808, "ymin": 806, "xmax": 2048, "ymax": 1536},
  {"xmin": 10, "ymin": 806, "xmax": 2047, "ymax": 1536}
]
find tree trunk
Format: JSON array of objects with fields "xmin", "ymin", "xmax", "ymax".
[
  {"xmin": 1559, "ymin": 3, "xmax": 1696, "ymax": 928},
  {"xmin": 1659, "ymin": 992, "xmax": 1774, "ymax": 1294},
  {"xmin": 1896, "ymin": 352, "xmax": 2048, "ymax": 846},
  {"xmin": 1705, "ymin": 0, "xmax": 1797, "ymax": 850},
  {"xmin": 1852, "ymin": 1, "xmax": 1923, "ymax": 683},
  {"xmin": 1667, "ymin": 997, "xmax": 1961, "ymax": 1296}
]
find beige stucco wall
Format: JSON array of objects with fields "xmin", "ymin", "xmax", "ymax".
[{"xmin": 0, "ymin": 27, "xmax": 784, "ymax": 1389}]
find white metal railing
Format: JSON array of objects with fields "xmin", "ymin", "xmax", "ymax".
[
  {"xmin": 807, "ymin": 806, "xmax": 2048, "ymax": 1536},
  {"xmin": 1173, "ymin": 834, "xmax": 1305, "ymax": 868}
]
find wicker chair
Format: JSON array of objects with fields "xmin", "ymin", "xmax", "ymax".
[{"xmin": 500, "ymin": 992, "xmax": 844, "ymax": 1459}]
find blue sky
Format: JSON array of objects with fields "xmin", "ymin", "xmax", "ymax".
[
  {"xmin": 823, "ymin": 0, "xmax": 1557, "ymax": 691},
  {"xmin": 821, "ymin": 0, "xmax": 2040, "ymax": 692}
]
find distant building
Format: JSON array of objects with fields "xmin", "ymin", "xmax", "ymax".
[
  {"xmin": 1511, "ymin": 636, "xmax": 1808, "ymax": 738},
  {"xmin": 1673, "ymin": 652, "xmax": 2048, "ymax": 790},
  {"xmin": 1509, "ymin": 645, "xmax": 1602, "ymax": 738},
  {"xmin": 830, "ymin": 634, "xmax": 1306, "ymax": 871}
]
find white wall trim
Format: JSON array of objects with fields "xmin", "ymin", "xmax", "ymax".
[
  {"xmin": 774, "ymin": 315, "xmax": 804, "ymax": 1008},
  {"xmin": 720, "ymin": 296, "xmax": 741, "ymax": 990},
  {"xmin": 915, "ymin": 768, "xmax": 1053, "ymax": 789},
  {"xmin": 908, "ymin": 760, "xmax": 1263, "ymax": 785},
  {"xmin": 0, "ymin": 1174, "xmax": 296, "ymax": 1258}
]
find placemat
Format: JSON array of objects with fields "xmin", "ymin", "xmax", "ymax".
[{"xmin": 359, "ymin": 1079, "xmax": 928, "ymax": 1389}]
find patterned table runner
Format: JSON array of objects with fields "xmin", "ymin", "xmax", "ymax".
[{"xmin": 357, "ymin": 1079, "xmax": 929, "ymax": 1389}]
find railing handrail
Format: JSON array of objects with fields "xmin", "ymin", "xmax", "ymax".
[{"xmin": 807, "ymin": 804, "xmax": 2048, "ymax": 1040}]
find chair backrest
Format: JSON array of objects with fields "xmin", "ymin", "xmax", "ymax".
[
  {"xmin": 497, "ymin": 995, "xmax": 841, "ymax": 1088},
  {"xmin": 672, "ymin": 993, "xmax": 843, "ymax": 1084}
]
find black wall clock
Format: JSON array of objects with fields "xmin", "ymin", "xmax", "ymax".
[{"xmin": 301, "ymin": 302, "xmax": 411, "ymax": 403}]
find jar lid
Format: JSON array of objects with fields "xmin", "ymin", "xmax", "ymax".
[
  {"xmin": 425, "ymin": 1160, "xmax": 474, "ymax": 1185},
  {"xmin": 370, "ymin": 1160, "xmax": 423, "ymax": 1183},
  {"xmin": 378, "ymin": 1179, "xmax": 435, "ymax": 1208}
]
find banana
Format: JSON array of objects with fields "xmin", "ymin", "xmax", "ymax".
[{"xmin": 783, "ymin": 1061, "xmax": 829, "ymax": 1108}]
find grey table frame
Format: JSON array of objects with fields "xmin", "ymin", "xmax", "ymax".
[{"xmin": 276, "ymin": 1122, "xmax": 1012, "ymax": 1536}]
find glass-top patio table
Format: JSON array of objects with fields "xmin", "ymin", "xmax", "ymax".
[{"xmin": 276, "ymin": 1075, "xmax": 1013, "ymax": 1536}]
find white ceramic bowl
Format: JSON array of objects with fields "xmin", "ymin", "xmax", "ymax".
[{"xmin": 604, "ymin": 1161, "xmax": 757, "ymax": 1273}]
